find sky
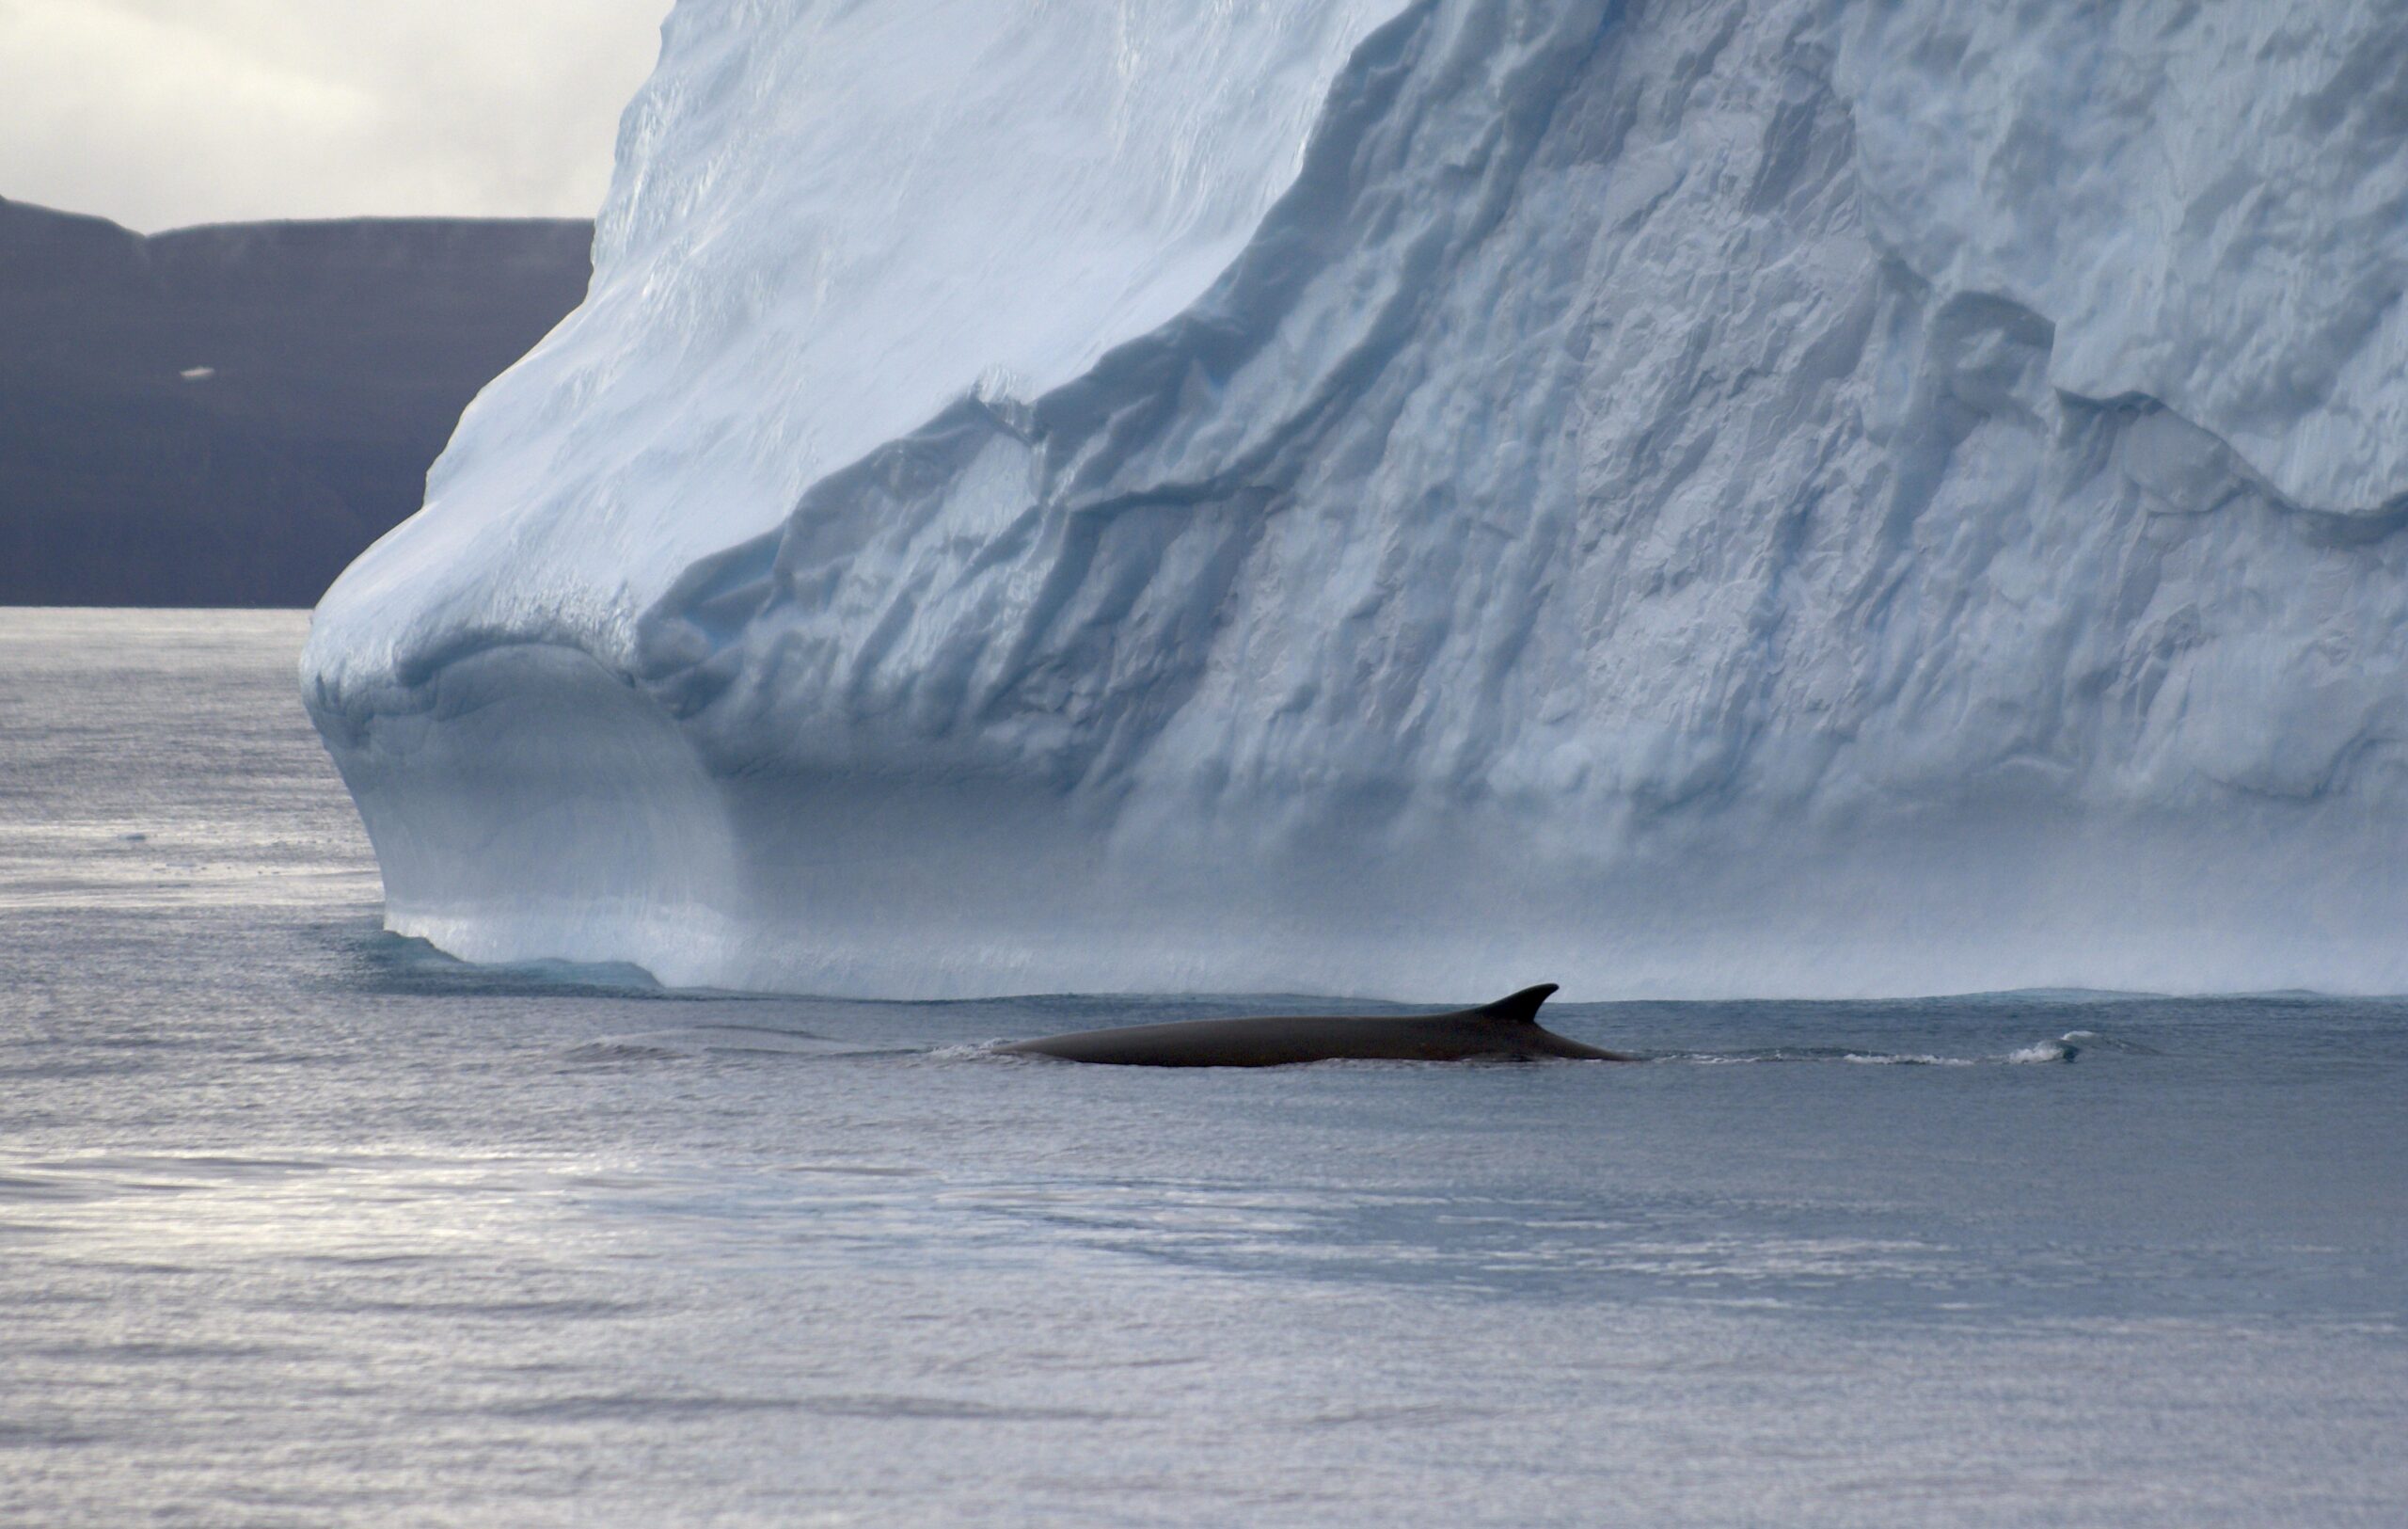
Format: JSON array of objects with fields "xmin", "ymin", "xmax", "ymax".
[{"xmin": 0, "ymin": 0, "xmax": 670, "ymax": 231}]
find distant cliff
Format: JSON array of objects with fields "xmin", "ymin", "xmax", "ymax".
[{"xmin": 0, "ymin": 197, "xmax": 590, "ymax": 606}]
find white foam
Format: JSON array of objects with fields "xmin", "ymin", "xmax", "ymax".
[{"xmin": 2003, "ymin": 1043, "xmax": 2075, "ymax": 1065}]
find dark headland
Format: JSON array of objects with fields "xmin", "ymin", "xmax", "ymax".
[{"xmin": 0, "ymin": 197, "xmax": 592, "ymax": 607}]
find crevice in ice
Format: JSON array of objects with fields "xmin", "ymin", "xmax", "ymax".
[{"xmin": 633, "ymin": 0, "xmax": 1621, "ymax": 797}]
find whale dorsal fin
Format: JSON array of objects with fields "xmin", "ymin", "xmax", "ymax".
[{"xmin": 1467, "ymin": 983, "xmax": 1559, "ymax": 1025}]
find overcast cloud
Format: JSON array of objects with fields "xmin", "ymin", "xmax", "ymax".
[{"xmin": 0, "ymin": 0, "xmax": 668, "ymax": 231}]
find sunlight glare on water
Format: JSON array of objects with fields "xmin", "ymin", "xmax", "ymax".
[{"xmin": 1, "ymin": 610, "xmax": 2402, "ymax": 1526}]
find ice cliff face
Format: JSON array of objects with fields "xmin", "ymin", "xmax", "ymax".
[{"xmin": 305, "ymin": 0, "xmax": 2408, "ymax": 997}]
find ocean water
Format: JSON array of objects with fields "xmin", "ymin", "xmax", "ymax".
[{"xmin": 2, "ymin": 608, "xmax": 2402, "ymax": 1527}]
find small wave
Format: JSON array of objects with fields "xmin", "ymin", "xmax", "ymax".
[
  {"xmin": 1298, "ymin": 1402, "xmax": 1481, "ymax": 1428},
  {"xmin": 560, "ymin": 1040, "xmax": 689, "ymax": 1064},
  {"xmin": 566, "ymin": 1026, "xmax": 923, "ymax": 1063},
  {"xmin": 479, "ymin": 1392, "xmax": 817, "ymax": 1423},
  {"xmin": 1657, "ymin": 1039, "xmax": 2080, "ymax": 1066},
  {"xmin": 2055, "ymin": 1029, "xmax": 2161, "ymax": 1055},
  {"xmin": 0, "ymin": 1171, "xmax": 96, "ymax": 1202},
  {"xmin": 940, "ymin": 1041, "xmax": 1064, "ymax": 1064},
  {"xmin": 800, "ymin": 1393, "xmax": 1117, "ymax": 1423}
]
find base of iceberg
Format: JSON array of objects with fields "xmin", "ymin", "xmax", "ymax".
[
  {"xmin": 316, "ymin": 638, "xmax": 2408, "ymax": 995},
  {"xmin": 306, "ymin": 0, "xmax": 2408, "ymax": 998}
]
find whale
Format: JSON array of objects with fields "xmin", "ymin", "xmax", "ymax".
[{"xmin": 998, "ymin": 983, "xmax": 1632, "ymax": 1067}]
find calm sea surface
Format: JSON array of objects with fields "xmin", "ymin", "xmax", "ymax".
[{"xmin": 2, "ymin": 608, "xmax": 2403, "ymax": 1526}]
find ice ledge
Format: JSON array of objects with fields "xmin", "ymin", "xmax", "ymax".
[{"xmin": 312, "ymin": 628, "xmax": 2408, "ymax": 998}]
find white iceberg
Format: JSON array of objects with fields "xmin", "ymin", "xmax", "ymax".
[{"xmin": 306, "ymin": 0, "xmax": 2408, "ymax": 997}]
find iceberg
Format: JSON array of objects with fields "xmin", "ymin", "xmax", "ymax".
[{"xmin": 305, "ymin": 0, "xmax": 2408, "ymax": 997}]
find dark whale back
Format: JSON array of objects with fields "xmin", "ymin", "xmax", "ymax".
[{"xmin": 998, "ymin": 983, "xmax": 1633, "ymax": 1067}]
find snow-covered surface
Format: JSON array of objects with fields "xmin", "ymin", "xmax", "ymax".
[
  {"xmin": 306, "ymin": 0, "xmax": 2408, "ymax": 998},
  {"xmin": 304, "ymin": 0, "xmax": 1406, "ymax": 685}
]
